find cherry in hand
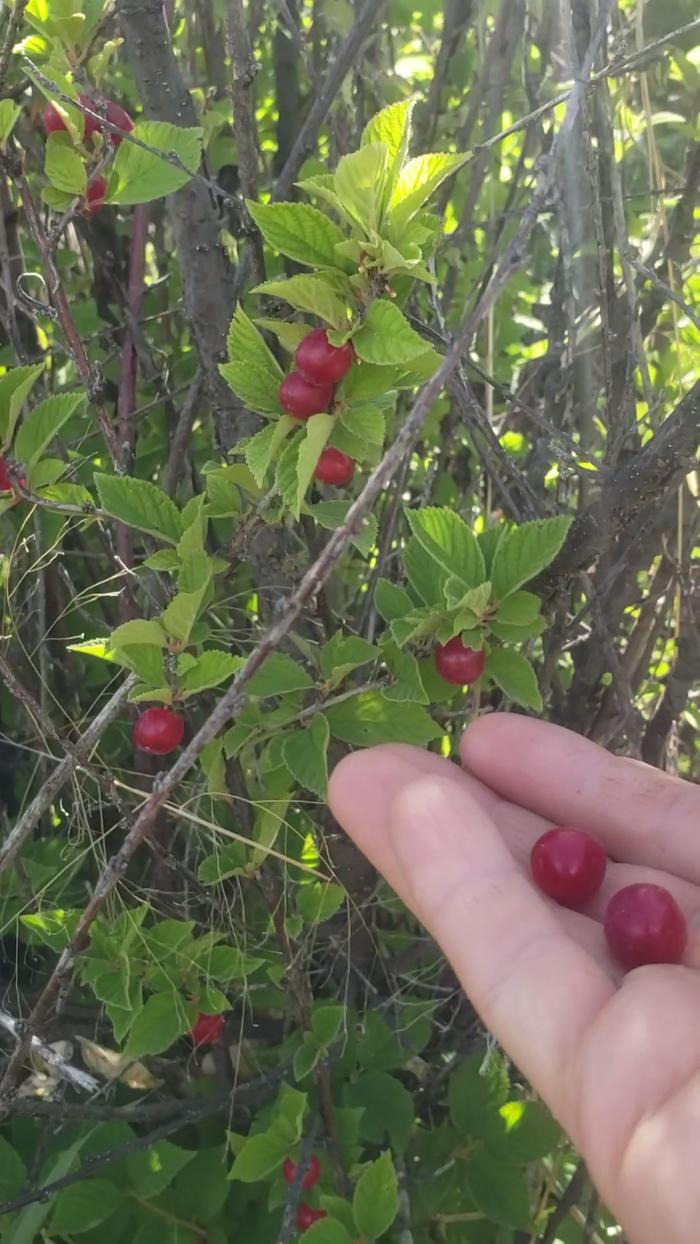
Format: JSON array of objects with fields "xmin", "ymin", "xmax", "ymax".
[
  {"xmin": 604, "ymin": 883, "xmax": 687, "ymax": 969},
  {"xmin": 280, "ymin": 372, "xmax": 334, "ymax": 420},
  {"xmin": 314, "ymin": 447, "xmax": 354, "ymax": 486},
  {"xmin": 296, "ymin": 328, "xmax": 354, "ymax": 386},
  {"xmin": 190, "ymin": 1012, "xmax": 225, "ymax": 1045},
  {"xmin": 282, "ymin": 1154, "xmax": 321, "ymax": 1190},
  {"xmin": 531, "ymin": 827, "xmax": 607, "ymax": 908},
  {"xmin": 434, "ymin": 636, "xmax": 485, "ymax": 686},
  {"xmin": 296, "ymin": 1204, "xmax": 327, "ymax": 1232},
  {"xmin": 133, "ymin": 706, "xmax": 184, "ymax": 755}
]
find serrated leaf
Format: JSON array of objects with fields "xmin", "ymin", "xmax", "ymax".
[
  {"xmin": 362, "ymin": 98, "xmax": 414, "ymax": 169},
  {"xmin": 353, "ymin": 300, "xmax": 427, "ymax": 365},
  {"xmin": 319, "ymin": 633, "xmax": 379, "ymax": 686},
  {"xmin": 49, "ymin": 1179, "xmax": 123, "ymax": 1235},
  {"xmin": 244, "ymin": 416, "xmax": 296, "ymax": 486},
  {"xmin": 464, "ymin": 1152, "xmax": 531, "ymax": 1230},
  {"xmin": 389, "ymin": 151, "xmax": 468, "ymax": 228},
  {"xmin": 247, "ymin": 652, "xmax": 314, "ymax": 697},
  {"xmin": 295, "ymin": 412, "xmax": 334, "ymax": 517},
  {"xmin": 252, "ymin": 273, "xmax": 350, "ymax": 330},
  {"xmin": 297, "ymin": 881, "xmax": 346, "ymax": 924},
  {"xmin": 346, "ymin": 1072, "xmax": 414, "ymax": 1150},
  {"xmin": 311, "ymin": 500, "xmax": 378, "ymax": 557},
  {"xmin": 107, "ymin": 120, "xmax": 203, "ymax": 205},
  {"xmin": 126, "ymin": 1141, "xmax": 195, "ymax": 1199},
  {"xmin": 116, "ymin": 646, "xmax": 166, "ymax": 687},
  {"xmin": 326, "ymin": 690, "xmax": 441, "ymax": 746},
  {"xmin": 0, "ymin": 362, "xmax": 44, "ymax": 448},
  {"xmin": 15, "ymin": 392, "xmax": 85, "ymax": 468},
  {"xmin": 374, "ymin": 578, "xmax": 413, "ymax": 622},
  {"xmin": 297, "ymin": 172, "xmax": 352, "ymax": 223},
  {"xmin": 301, "ymin": 1218, "xmax": 352, "ymax": 1244},
  {"xmin": 219, "ymin": 359, "xmax": 283, "ymax": 417},
  {"xmin": 253, "ymin": 316, "xmax": 309, "ymax": 352},
  {"xmin": 247, "ymin": 200, "xmax": 349, "ymax": 270},
  {"xmin": 353, "ymin": 1150, "xmax": 398, "ymax": 1240},
  {"xmin": 94, "ymin": 474, "xmax": 182, "ymax": 544},
  {"xmin": 496, "ymin": 590, "xmax": 542, "ymax": 625},
  {"xmin": 0, "ymin": 99, "xmax": 21, "ymax": 145},
  {"xmin": 405, "ymin": 507, "xmax": 485, "ymax": 587},
  {"xmin": 491, "ymin": 517, "xmax": 572, "ymax": 599},
  {"xmin": 275, "ymin": 431, "xmax": 302, "ymax": 513},
  {"xmin": 281, "ymin": 713, "xmax": 329, "ymax": 796},
  {"xmin": 486, "ymin": 648, "xmax": 543, "ymax": 711},
  {"xmin": 45, "ymin": 132, "xmax": 86, "ymax": 195},
  {"xmin": 403, "ymin": 536, "xmax": 447, "ymax": 606},
  {"xmin": 383, "ymin": 644, "xmax": 428, "ymax": 704},
  {"xmin": 226, "ymin": 305, "xmax": 283, "ymax": 376},
  {"xmin": 477, "ymin": 525, "xmax": 504, "ymax": 575},
  {"xmin": 123, "ymin": 991, "xmax": 189, "ymax": 1059},
  {"xmin": 230, "ymin": 1131, "xmax": 289, "ymax": 1182},
  {"xmin": 110, "ymin": 619, "xmax": 166, "ymax": 649},
  {"xmin": 179, "ymin": 650, "xmax": 244, "ymax": 696},
  {"xmin": 334, "ymin": 142, "xmax": 388, "ymax": 233},
  {"xmin": 448, "ymin": 1053, "xmax": 510, "ymax": 1137}
]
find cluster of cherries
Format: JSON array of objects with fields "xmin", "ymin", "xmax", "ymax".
[
  {"xmin": 531, "ymin": 826, "xmax": 687, "ymax": 969},
  {"xmin": 280, "ymin": 328, "xmax": 356, "ymax": 487},
  {"xmin": 43, "ymin": 95, "xmax": 134, "ymax": 217},
  {"xmin": 282, "ymin": 1155, "xmax": 327, "ymax": 1232}
]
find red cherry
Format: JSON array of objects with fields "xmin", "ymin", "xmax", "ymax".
[
  {"xmin": 604, "ymin": 884, "xmax": 687, "ymax": 970},
  {"xmin": 190, "ymin": 1012, "xmax": 226, "ymax": 1045},
  {"xmin": 0, "ymin": 457, "xmax": 14, "ymax": 492},
  {"xmin": 133, "ymin": 707, "xmax": 184, "ymax": 755},
  {"xmin": 296, "ymin": 1204, "xmax": 327, "ymax": 1232},
  {"xmin": 314, "ymin": 447, "xmax": 354, "ymax": 487},
  {"xmin": 279, "ymin": 372, "xmax": 333, "ymax": 420},
  {"xmin": 79, "ymin": 94, "xmax": 101, "ymax": 138},
  {"xmin": 104, "ymin": 100, "xmax": 134, "ymax": 146},
  {"xmin": 43, "ymin": 102, "xmax": 67, "ymax": 134},
  {"xmin": 282, "ymin": 1154, "xmax": 321, "ymax": 1191},
  {"xmin": 434, "ymin": 636, "xmax": 485, "ymax": 686},
  {"xmin": 531, "ymin": 828, "xmax": 607, "ymax": 908},
  {"xmin": 83, "ymin": 175, "xmax": 107, "ymax": 217},
  {"xmin": 295, "ymin": 328, "xmax": 354, "ymax": 386}
]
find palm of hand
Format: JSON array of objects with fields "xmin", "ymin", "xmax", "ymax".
[{"xmin": 329, "ymin": 715, "xmax": 700, "ymax": 1244}]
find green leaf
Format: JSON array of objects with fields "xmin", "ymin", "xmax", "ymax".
[
  {"xmin": 489, "ymin": 1100, "xmax": 561, "ymax": 1165},
  {"xmin": 123, "ymin": 990, "xmax": 189, "ymax": 1058},
  {"xmin": 319, "ymin": 633, "xmax": 379, "ymax": 688},
  {"xmin": 282, "ymin": 713, "xmax": 329, "ymax": 796},
  {"xmin": 330, "ymin": 402, "xmax": 386, "ymax": 462},
  {"xmin": 362, "ymin": 98, "xmax": 414, "ymax": 179},
  {"xmin": 0, "ymin": 1135, "xmax": 26, "ymax": 1200},
  {"xmin": 116, "ymin": 646, "xmax": 165, "ymax": 687},
  {"xmin": 252, "ymin": 273, "xmax": 350, "ymax": 330},
  {"xmin": 496, "ymin": 590, "xmax": 542, "ymax": 625},
  {"xmin": 405, "ymin": 507, "xmax": 485, "ymax": 587},
  {"xmin": 3, "ymin": 1135, "xmax": 86, "ymax": 1244},
  {"xmin": 202, "ymin": 945, "xmax": 263, "ymax": 981},
  {"xmin": 293, "ymin": 412, "xmax": 335, "ymax": 517},
  {"xmin": 0, "ymin": 99, "xmax": 21, "ymax": 144},
  {"xmin": 253, "ymin": 316, "xmax": 309, "ymax": 352},
  {"xmin": 247, "ymin": 652, "xmax": 314, "ymax": 697},
  {"xmin": 326, "ymin": 690, "xmax": 441, "ymax": 746},
  {"xmin": 95, "ymin": 474, "xmax": 182, "ymax": 545},
  {"xmin": 464, "ymin": 1151, "xmax": 532, "ymax": 1230},
  {"xmin": 50, "ymin": 1180, "xmax": 123, "ymax": 1235},
  {"xmin": 403, "ymin": 537, "xmax": 447, "ymax": 606},
  {"xmin": 161, "ymin": 553, "xmax": 213, "ymax": 644},
  {"xmin": 179, "ymin": 650, "xmax": 244, "ymax": 696},
  {"xmin": 245, "ymin": 415, "xmax": 296, "ymax": 486},
  {"xmin": 297, "ymin": 880, "xmax": 346, "ymax": 924},
  {"xmin": 353, "ymin": 299, "xmax": 427, "ymax": 366},
  {"xmin": 296, "ymin": 172, "xmax": 352, "ymax": 222},
  {"xmin": 389, "ymin": 151, "xmax": 468, "ymax": 228},
  {"xmin": 383, "ymin": 644, "xmax": 428, "ymax": 703},
  {"xmin": 111, "ymin": 619, "xmax": 167, "ymax": 650},
  {"xmin": 45, "ymin": 132, "xmax": 87, "ymax": 195},
  {"xmin": 198, "ymin": 842, "xmax": 247, "ymax": 883},
  {"xmin": 0, "ymin": 362, "xmax": 44, "ymax": 448},
  {"xmin": 311, "ymin": 500, "xmax": 378, "ymax": 558},
  {"xmin": 227, "ymin": 304, "xmax": 283, "ymax": 374},
  {"xmin": 477, "ymin": 525, "xmax": 504, "ymax": 575},
  {"xmin": 126, "ymin": 1142, "xmax": 195, "ymax": 1199},
  {"xmin": 15, "ymin": 393, "xmax": 85, "ymax": 469},
  {"xmin": 448, "ymin": 1053, "xmax": 509, "ymax": 1138},
  {"xmin": 353, "ymin": 1150, "xmax": 398, "ymax": 1240},
  {"xmin": 312, "ymin": 1003, "xmax": 345, "ymax": 1045},
  {"xmin": 219, "ymin": 359, "xmax": 284, "ymax": 417},
  {"xmin": 108, "ymin": 121, "xmax": 203, "ymax": 205},
  {"xmin": 490, "ymin": 516, "xmax": 572, "ymax": 599},
  {"xmin": 374, "ymin": 579, "xmax": 413, "ymax": 622},
  {"xmin": 334, "ymin": 143, "xmax": 388, "ymax": 233},
  {"xmin": 301, "ymin": 1220, "xmax": 352, "ymax": 1244},
  {"xmin": 247, "ymin": 200, "xmax": 348, "ymax": 270},
  {"xmin": 485, "ymin": 648, "xmax": 543, "ymax": 712},
  {"xmin": 346, "ymin": 1072, "xmax": 415, "ymax": 1150},
  {"xmin": 230, "ymin": 1131, "xmax": 289, "ymax": 1182}
]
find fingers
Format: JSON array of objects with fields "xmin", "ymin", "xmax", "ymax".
[
  {"xmin": 329, "ymin": 747, "xmax": 614, "ymax": 1129},
  {"xmin": 461, "ymin": 715, "xmax": 700, "ymax": 883}
]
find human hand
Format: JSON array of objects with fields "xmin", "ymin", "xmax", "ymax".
[{"xmin": 329, "ymin": 714, "xmax": 700, "ymax": 1244}]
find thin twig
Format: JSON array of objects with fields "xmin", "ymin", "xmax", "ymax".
[{"xmin": 0, "ymin": 0, "xmax": 28, "ymax": 90}]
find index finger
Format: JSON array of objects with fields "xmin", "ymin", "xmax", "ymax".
[{"xmin": 461, "ymin": 715, "xmax": 700, "ymax": 883}]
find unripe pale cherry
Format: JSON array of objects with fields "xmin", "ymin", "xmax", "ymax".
[
  {"xmin": 296, "ymin": 1204, "xmax": 327, "ymax": 1232},
  {"xmin": 190, "ymin": 1012, "xmax": 226, "ymax": 1045},
  {"xmin": 279, "ymin": 371, "xmax": 334, "ymax": 420},
  {"xmin": 604, "ymin": 883, "xmax": 687, "ymax": 969},
  {"xmin": 434, "ymin": 636, "xmax": 485, "ymax": 685},
  {"xmin": 133, "ymin": 706, "xmax": 184, "ymax": 755},
  {"xmin": 531, "ymin": 827, "xmax": 607, "ymax": 908},
  {"xmin": 296, "ymin": 328, "xmax": 355, "ymax": 386},
  {"xmin": 314, "ymin": 447, "xmax": 354, "ymax": 486},
  {"xmin": 282, "ymin": 1154, "xmax": 321, "ymax": 1190},
  {"xmin": 84, "ymin": 176, "xmax": 107, "ymax": 217}
]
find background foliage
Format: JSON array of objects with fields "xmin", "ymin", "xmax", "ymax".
[{"xmin": 0, "ymin": 1, "xmax": 697, "ymax": 1242}]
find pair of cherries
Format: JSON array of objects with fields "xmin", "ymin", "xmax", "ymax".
[
  {"xmin": 279, "ymin": 329, "xmax": 356, "ymax": 488},
  {"xmin": 531, "ymin": 827, "xmax": 687, "ymax": 969},
  {"xmin": 282, "ymin": 1156, "xmax": 326, "ymax": 1232}
]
